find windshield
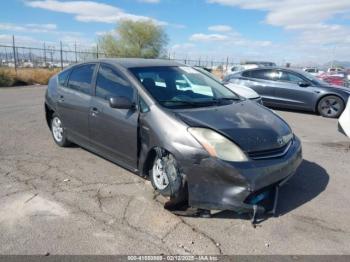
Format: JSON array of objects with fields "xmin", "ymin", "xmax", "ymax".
[{"xmin": 130, "ymin": 66, "xmax": 240, "ymax": 108}]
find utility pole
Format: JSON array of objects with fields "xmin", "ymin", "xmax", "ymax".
[
  {"xmin": 12, "ymin": 35, "xmax": 17, "ymax": 73},
  {"xmin": 60, "ymin": 41, "xmax": 63, "ymax": 70},
  {"xmin": 74, "ymin": 41, "xmax": 77, "ymax": 63},
  {"xmin": 43, "ymin": 42, "xmax": 47, "ymax": 67}
]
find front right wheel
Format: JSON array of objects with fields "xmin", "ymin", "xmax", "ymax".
[
  {"xmin": 317, "ymin": 95, "xmax": 344, "ymax": 118},
  {"xmin": 150, "ymin": 152, "xmax": 182, "ymax": 198}
]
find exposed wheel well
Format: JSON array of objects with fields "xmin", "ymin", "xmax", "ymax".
[
  {"xmin": 142, "ymin": 148, "xmax": 157, "ymax": 177},
  {"xmin": 315, "ymin": 94, "xmax": 345, "ymax": 113},
  {"xmin": 45, "ymin": 104, "xmax": 55, "ymax": 129}
]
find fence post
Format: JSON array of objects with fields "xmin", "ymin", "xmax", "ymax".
[
  {"xmin": 74, "ymin": 41, "xmax": 78, "ymax": 63},
  {"xmin": 43, "ymin": 42, "xmax": 47, "ymax": 67},
  {"xmin": 226, "ymin": 56, "xmax": 229, "ymax": 71},
  {"xmin": 60, "ymin": 41, "xmax": 63, "ymax": 70},
  {"xmin": 12, "ymin": 35, "xmax": 17, "ymax": 73},
  {"xmin": 96, "ymin": 44, "xmax": 99, "ymax": 59}
]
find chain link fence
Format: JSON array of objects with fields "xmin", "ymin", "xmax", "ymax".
[{"xmin": 0, "ymin": 36, "xmax": 238, "ymax": 72}]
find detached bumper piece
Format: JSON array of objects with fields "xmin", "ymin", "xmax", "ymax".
[{"xmin": 245, "ymin": 173, "xmax": 294, "ymax": 226}]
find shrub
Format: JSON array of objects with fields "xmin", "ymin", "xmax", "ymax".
[
  {"xmin": 0, "ymin": 68, "xmax": 60, "ymax": 87},
  {"xmin": 0, "ymin": 68, "xmax": 15, "ymax": 87}
]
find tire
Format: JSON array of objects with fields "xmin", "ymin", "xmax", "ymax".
[
  {"xmin": 50, "ymin": 113, "xmax": 71, "ymax": 147},
  {"xmin": 150, "ymin": 152, "xmax": 182, "ymax": 198},
  {"xmin": 317, "ymin": 95, "xmax": 345, "ymax": 118}
]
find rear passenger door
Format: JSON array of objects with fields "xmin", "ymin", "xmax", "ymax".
[
  {"xmin": 57, "ymin": 63, "xmax": 96, "ymax": 145},
  {"xmin": 241, "ymin": 69, "xmax": 279, "ymax": 105},
  {"xmin": 89, "ymin": 63, "xmax": 138, "ymax": 169}
]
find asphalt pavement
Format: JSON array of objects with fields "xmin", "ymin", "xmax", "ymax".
[{"xmin": 0, "ymin": 85, "xmax": 349, "ymax": 255}]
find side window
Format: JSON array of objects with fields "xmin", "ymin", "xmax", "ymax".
[
  {"xmin": 249, "ymin": 69, "xmax": 274, "ymax": 81},
  {"xmin": 139, "ymin": 96, "xmax": 150, "ymax": 113},
  {"xmin": 58, "ymin": 69, "xmax": 71, "ymax": 87},
  {"xmin": 286, "ymin": 72, "xmax": 304, "ymax": 84},
  {"xmin": 68, "ymin": 64, "xmax": 95, "ymax": 95},
  {"xmin": 96, "ymin": 64, "xmax": 134, "ymax": 100},
  {"xmin": 276, "ymin": 71, "xmax": 304, "ymax": 84}
]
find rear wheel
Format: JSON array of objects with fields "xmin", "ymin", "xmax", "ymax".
[
  {"xmin": 150, "ymin": 152, "xmax": 182, "ymax": 198},
  {"xmin": 317, "ymin": 95, "xmax": 344, "ymax": 118},
  {"xmin": 51, "ymin": 114, "xmax": 71, "ymax": 147}
]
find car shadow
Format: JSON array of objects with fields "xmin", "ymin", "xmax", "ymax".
[
  {"xmin": 269, "ymin": 107, "xmax": 319, "ymax": 117},
  {"xmin": 211, "ymin": 160, "xmax": 329, "ymax": 220}
]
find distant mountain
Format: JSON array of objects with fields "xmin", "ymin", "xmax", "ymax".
[{"xmin": 323, "ymin": 60, "xmax": 350, "ymax": 69}]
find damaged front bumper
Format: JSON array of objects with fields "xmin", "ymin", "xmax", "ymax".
[{"xmin": 182, "ymin": 136, "xmax": 303, "ymax": 215}]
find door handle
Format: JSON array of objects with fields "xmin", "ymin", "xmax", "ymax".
[{"xmin": 58, "ymin": 95, "xmax": 64, "ymax": 103}]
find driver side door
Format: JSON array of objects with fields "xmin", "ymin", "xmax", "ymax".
[
  {"xmin": 272, "ymin": 70, "xmax": 318, "ymax": 110},
  {"xmin": 89, "ymin": 63, "xmax": 139, "ymax": 170}
]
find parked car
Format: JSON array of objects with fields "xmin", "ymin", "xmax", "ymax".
[
  {"xmin": 318, "ymin": 74, "xmax": 346, "ymax": 87},
  {"xmin": 224, "ymin": 64, "xmax": 258, "ymax": 77},
  {"xmin": 225, "ymin": 67, "xmax": 350, "ymax": 118},
  {"xmin": 195, "ymin": 66, "xmax": 262, "ymax": 103},
  {"xmin": 327, "ymin": 67, "xmax": 345, "ymax": 76},
  {"xmin": 339, "ymin": 99, "xmax": 350, "ymax": 138},
  {"xmin": 302, "ymin": 67, "xmax": 323, "ymax": 77},
  {"xmin": 45, "ymin": 59, "xmax": 302, "ymax": 220}
]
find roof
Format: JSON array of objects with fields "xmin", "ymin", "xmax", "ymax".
[{"xmin": 87, "ymin": 58, "xmax": 184, "ymax": 68}]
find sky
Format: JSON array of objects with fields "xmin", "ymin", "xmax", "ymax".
[{"xmin": 1, "ymin": 0, "xmax": 350, "ymax": 65}]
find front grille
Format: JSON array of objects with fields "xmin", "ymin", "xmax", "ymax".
[{"xmin": 248, "ymin": 140, "xmax": 293, "ymax": 160}]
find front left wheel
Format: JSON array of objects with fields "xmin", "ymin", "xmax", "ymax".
[{"xmin": 51, "ymin": 114, "xmax": 71, "ymax": 147}]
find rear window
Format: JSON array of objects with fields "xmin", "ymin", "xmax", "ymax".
[
  {"xmin": 67, "ymin": 64, "xmax": 96, "ymax": 95},
  {"xmin": 58, "ymin": 69, "xmax": 71, "ymax": 87}
]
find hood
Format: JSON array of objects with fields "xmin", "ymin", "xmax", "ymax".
[
  {"xmin": 175, "ymin": 100, "xmax": 292, "ymax": 152},
  {"xmin": 225, "ymin": 83, "xmax": 260, "ymax": 99}
]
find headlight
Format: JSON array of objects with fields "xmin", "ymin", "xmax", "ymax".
[
  {"xmin": 282, "ymin": 133, "xmax": 294, "ymax": 145},
  {"xmin": 188, "ymin": 128, "xmax": 248, "ymax": 162}
]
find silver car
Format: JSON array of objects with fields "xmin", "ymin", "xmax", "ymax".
[{"xmin": 225, "ymin": 67, "xmax": 350, "ymax": 118}]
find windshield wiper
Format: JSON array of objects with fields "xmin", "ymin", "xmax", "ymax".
[{"xmin": 159, "ymin": 100, "xmax": 204, "ymax": 106}]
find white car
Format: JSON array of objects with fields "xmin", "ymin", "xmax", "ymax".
[
  {"xmin": 224, "ymin": 82, "xmax": 261, "ymax": 103},
  {"xmin": 339, "ymin": 99, "xmax": 350, "ymax": 138},
  {"xmin": 303, "ymin": 67, "xmax": 323, "ymax": 77}
]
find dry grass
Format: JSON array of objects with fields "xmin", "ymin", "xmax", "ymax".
[{"xmin": 0, "ymin": 68, "xmax": 60, "ymax": 87}]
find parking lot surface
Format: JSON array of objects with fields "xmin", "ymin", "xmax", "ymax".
[{"xmin": 0, "ymin": 85, "xmax": 349, "ymax": 255}]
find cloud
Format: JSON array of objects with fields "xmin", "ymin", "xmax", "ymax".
[
  {"xmin": 190, "ymin": 33, "xmax": 229, "ymax": 42},
  {"xmin": 208, "ymin": 25, "xmax": 232, "ymax": 32},
  {"xmin": 208, "ymin": 0, "xmax": 350, "ymax": 27},
  {"xmin": 26, "ymin": 0, "xmax": 167, "ymax": 25},
  {"xmin": 0, "ymin": 23, "xmax": 57, "ymax": 33},
  {"xmin": 207, "ymin": 0, "xmax": 350, "ymax": 62}
]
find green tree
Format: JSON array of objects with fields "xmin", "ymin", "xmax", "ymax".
[{"xmin": 99, "ymin": 19, "xmax": 168, "ymax": 58}]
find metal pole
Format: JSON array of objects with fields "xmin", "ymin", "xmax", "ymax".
[
  {"xmin": 43, "ymin": 42, "xmax": 47, "ymax": 67},
  {"xmin": 96, "ymin": 44, "xmax": 99, "ymax": 59},
  {"xmin": 12, "ymin": 35, "xmax": 17, "ymax": 72},
  {"xmin": 226, "ymin": 56, "xmax": 229, "ymax": 71},
  {"xmin": 60, "ymin": 41, "xmax": 63, "ymax": 70},
  {"xmin": 75, "ymin": 41, "xmax": 77, "ymax": 63}
]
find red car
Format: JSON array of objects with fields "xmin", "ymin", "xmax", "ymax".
[{"xmin": 318, "ymin": 73, "xmax": 346, "ymax": 87}]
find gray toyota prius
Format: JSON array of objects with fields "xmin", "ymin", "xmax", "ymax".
[{"xmin": 45, "ymin": 58, "xmax": 302, "ymax": 221}]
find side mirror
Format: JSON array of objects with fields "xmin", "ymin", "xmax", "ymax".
[
  {"xmin": 109, "ymin": 96, "xmax": 135, "ymax": 109},
  {"xmin": 298, "ymin": 81, "xmax": 310, "ymax": 87}
]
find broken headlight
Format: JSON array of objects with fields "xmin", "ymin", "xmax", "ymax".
[{"xmin": 188, "ymin": 127, "xmax": 248, "ymax": 162}]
